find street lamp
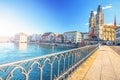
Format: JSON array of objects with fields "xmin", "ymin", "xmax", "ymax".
[{"xmin": 98, "ymin": 38, "xmax": 101, "ymax": 48}]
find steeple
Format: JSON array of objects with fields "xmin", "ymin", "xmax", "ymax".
[
  {"xmin": 96, "ymin": 5, "xmax": 104, "ymax": 40},
  {"xmin": 114, "ymin": 16, "xmax": 116, "ymax": 27},
  {"xmin": 97, "ymin": 5, "xmax": 102, "ymax": 13},
  {"xmin": 89, "ymin": 11, "xmax": 95, "ymax": 28},
  {"xmin": 96, "ymin": 5, "xmax": 104, "ymax": 26},
  {"xmin": 90, "ymin": 11, "xmax": 94, "ymax": 17},
  {"xmin": 89, "ymin": 11, "xmax": 96, "ymax": 39}
]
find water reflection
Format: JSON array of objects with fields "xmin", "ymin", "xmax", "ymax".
[
  {"xmin": 17, "ymin": 43, "xmax": 27, "ymax": 51},
  {"xmin": 0, "ymin": 43, "xmax": 73, "ymax": 64},
  {"xmin": 52, "ymin": 45, "xmax": 55, "ymax": 51}
]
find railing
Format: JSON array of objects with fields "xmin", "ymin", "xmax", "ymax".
[{"xmin": 0, "ymin": 44, "xmax": 98, "ymax": 80}]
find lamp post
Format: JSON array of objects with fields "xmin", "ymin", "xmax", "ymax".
[
  {"xmin": 98, "ymin": 38, "xmax": 101, "ymax": 48},
  {"xmin": 98, "ymin": 41, "xmax": 101, "ymax": 48}
]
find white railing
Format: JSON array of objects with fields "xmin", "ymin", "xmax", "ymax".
[{"xmin": 0, "ymin": 44, "xmax": 98, "ymax": 80}]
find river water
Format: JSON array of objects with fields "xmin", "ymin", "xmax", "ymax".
[{"xmin": 0, "ymin": 43, "xmax": 73, "ymax": 64}]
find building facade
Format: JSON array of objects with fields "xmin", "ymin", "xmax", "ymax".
[
  {"xmin": 82, "ymin": 33, "xmax": 89, "ymax": 41},
  {"xmin": 14, "ymin": 32, "xmax": 27, "ymax": 43},
  {"xmin": 89, "ymin": 5, "xmax": 117, "ymax": 42},
  {"xmin": 95, "ymin": 5, "xmax": 104, "ymax": 40},
  {"xmin": 63, "ymin": 31, "xmax": 82, "ymax": 43},
  {"xmin": 41, "ymin": 32, "xmax": 56, "ymax": 43},
  {"xmin": 31, "ymin": 34, "xmax": 41, "ymax": 42},
  {"xmin": 103, "ymin": 25, "xmax": 116, "ymax": 41},
  {"xmin": 27, "ymin": 34, "xmax": 41, "ymax": 43},
  {"xmin": 55, "ymin": 34, "xmax": 64, "ymax": 43},
  {"xmin": 115, "ymin": 27, "xmax": 120, "ymax": 45},
  {"xmin": 89, "ymin": 11, "xmax": 96, "ymax": 35}
]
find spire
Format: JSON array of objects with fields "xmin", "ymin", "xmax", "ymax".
[
  {"xmin": 89, "ymin": 11, "xmax": 95, "ymax": 28},
  {"xmin": 114, "ymin": 16, "xmax": 116, "ymax": 27},
  {"xmin": 96, "ymin": 5, "xmax": 104, "ymax": 26},
  {"xmin": 97, "ymin": 5, "xmax": 102, "ymax": 13},
  {"xmin": 90, "ymin": 11, "xmax": 94, "ymax": 17}
]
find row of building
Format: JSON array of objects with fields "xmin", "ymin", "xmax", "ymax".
[
  {"xmin": 14, "ymin": 31, "xmax": 89, "ymax": 44},
  {"xmin": 14, "ymin": 5, "xmax": 120, "ymax": 45}
]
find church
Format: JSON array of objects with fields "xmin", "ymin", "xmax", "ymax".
[{"xmin": 89, "ymin": 5, "xmax": 117, "ymax": 42}]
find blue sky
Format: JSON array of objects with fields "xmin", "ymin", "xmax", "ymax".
[{"xmin": 0, "ymin": 0, "xmax": 120, "ymax": 36}]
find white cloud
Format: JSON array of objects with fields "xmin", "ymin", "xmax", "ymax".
[
  {"xmin": 93, "ymin": 11, "xmax": 97, "ymax": 15},
  {"xmin": 102, "ymin": 4, "xmax": 112, "ymax": 10},
  {"xmin": 92, "ymin": 4, "xmax": 112, "ymax": 16},
  {"xmin": 105, "ymin": 23, "xmax": 113, "ymax": 25},
  {"xmin": 85, "ymin": 23, "xmax": 89, "ymax": 26}
]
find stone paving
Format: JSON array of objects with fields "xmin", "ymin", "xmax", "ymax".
[
  {"xmin": 110, "ymin": 46, "xmax": 120, "ymax": 55},
  {"xmin": 67, "ymin": 46, "xmax": 99, "ymax": 80},
  {"xmin": 67, "ymin": 46, "xmax": 120, "ymax": 80}
]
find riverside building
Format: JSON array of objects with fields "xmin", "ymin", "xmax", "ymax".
[
  {"xmin": 63, "ymin": 31, "xmax": 82, "ymax": 43},
  {"xmin": 14, "ymin": 32, "xmax": 27, "ymax": 43}
]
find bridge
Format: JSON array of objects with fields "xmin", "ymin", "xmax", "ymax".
[
  {"xmin": 0, "ymin": 44, "xmax": 98, "ymax": 80},
  {"xmin": 68, "ymin": 46, "xmax": 120, "ymax": 80},
  {"xmin": 1, "ymin": 44, "xmax": 120, "ymax": 80}
]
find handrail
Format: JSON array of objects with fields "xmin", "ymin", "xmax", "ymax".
[
  {"xmin": 0, "ymin": 44, "xmax": 98, "ymax": 80},
  {"xmin": 0, "ymin": 45, "xmax": 94, "ymax": 67}
]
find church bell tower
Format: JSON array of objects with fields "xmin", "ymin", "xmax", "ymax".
[
  {"xmin": 96, "ymin": 5, "xmax": 104, "ymax": 40},
  {"xmin": 89, "ymin": 11, "xmax": 95, "ymax": 34}
]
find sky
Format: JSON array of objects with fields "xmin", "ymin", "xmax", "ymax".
[{"xmin": 0, "ymin": 0, "xmax": 120, "ymax": 36}]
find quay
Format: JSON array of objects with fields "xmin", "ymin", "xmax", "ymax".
[{"xmin": 68, "ymin": 46, "xmax": 120, "ymax": 80}]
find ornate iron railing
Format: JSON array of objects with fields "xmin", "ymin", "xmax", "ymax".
[{"xmin": 0, "ymin": 44, "xmax": 98, "ymax": 80}]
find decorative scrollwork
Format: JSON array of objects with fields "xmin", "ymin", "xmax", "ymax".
[
  {"xmin": 6, "ymin": 65, "xmax": 27, "ymax": 80},
  {"xmin": 0, "ymin": 44, "xmax": 98, "ymax": 80}
]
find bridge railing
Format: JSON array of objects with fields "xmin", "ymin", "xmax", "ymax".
[{"xmin": 0, "ymin": 44, "xmax": 98, "ymax": 80}]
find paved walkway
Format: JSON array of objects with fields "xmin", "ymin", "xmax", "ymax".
[
  {"xmin": 110, "ymin": 46, "xmax": 120, "ymax": 55},
  {"xmin": 68, "ymin": 46, "xmax": 120, "ymax": 80}
]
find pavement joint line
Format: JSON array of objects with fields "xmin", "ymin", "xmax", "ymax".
[
  {"xmin": 109, "ymin": 46, "xmax": 120, "ymax": 60},
  {"xmin": 67, "ymin": 48, "xmax": 100, "ymax": 80},
  {"xmin": 108, "ymin": 46, "xmax": 120, "ymax": 80}
]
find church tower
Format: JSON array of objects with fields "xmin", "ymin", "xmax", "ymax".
[
  {"xmin": 89, "ymin": 11, "xmax": 95, "ymax": 34},
  {"xmin": 96, "ymin": 5, "xmax": 104, "ymax": 40},
  {"xmin": 89, "ymin": 11, "xmax": 96, "ymax": 39}
]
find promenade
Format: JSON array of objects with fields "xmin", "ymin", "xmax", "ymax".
[{"xmin": 68, "ymin": 46, "xmax": 120, "ymax": 80}]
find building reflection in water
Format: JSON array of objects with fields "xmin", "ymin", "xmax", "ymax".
[
  {"xmin": 18, "ymin": 43, "xmax": 27, "ymax": 51},
  {"xmin": 52, "ymin": 45, "xmax": 55, "ymax": 50}
]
